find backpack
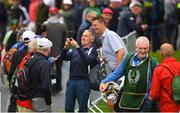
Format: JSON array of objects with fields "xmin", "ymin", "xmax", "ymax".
[
  {"xmin": 16, "ymin": 55, "xmax": 43, "ymax": 100},
  {"xmin": 160, "ymin": 65, "xmax": 180, "ymax": 105},
  {"xmin": 10, "ymin": 52, "xmax": 31, "ymax": 89},
  {"xmin": 2, "ymin": 43, "xmax": 24, "ymax": 74},
  {"xmin": 3, "ymin": 48, "xmax": 17, "ymax": 74}
]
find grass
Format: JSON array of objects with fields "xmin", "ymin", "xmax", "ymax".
[
  {"xmin": 94, "ymin": 51, "xmax": 180, "ymax": 112},
  {"xmin": 150, "ymin": 51, "xmax": 180, "ymax": 62}
]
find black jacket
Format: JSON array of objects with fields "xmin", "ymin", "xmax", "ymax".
[
  {"xmin": 117, "ymin": 9, "xmax": 142, "ymax": 37},
  {"xmin": 28, "ymin": 53, "xmax": 52, "ymax": 105}
]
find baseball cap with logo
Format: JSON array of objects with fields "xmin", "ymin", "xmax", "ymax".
[
  {"xmin": 102, "ymin": 8, "xmax": 113, "ymax": 14},
  {"xmin": 37, "ymin": 38, "xmax": 53, "ymax": 49},
  {"xmin": 22, "ymin": 30, "xmax": 36, "ymax": 43}
]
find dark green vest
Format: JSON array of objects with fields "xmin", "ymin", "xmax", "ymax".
[{"xmin": 119, "ymin": 54, "xmax": 151, "ymax": 110}]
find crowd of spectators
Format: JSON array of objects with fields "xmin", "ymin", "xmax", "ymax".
[
  {"xmin": 0, "ymin": 0, "xmax": 180, "ymax": 112},
  {"xmin": 0, "ymin": 0, "xmax": 180, "ymax": 52}
]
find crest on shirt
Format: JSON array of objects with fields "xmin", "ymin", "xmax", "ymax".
[{"xmin": 128, "ymin": 69, "xmax": 140, "ymax": 83}]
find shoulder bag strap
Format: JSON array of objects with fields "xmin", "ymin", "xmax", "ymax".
[
  {"xmin": 158, "ymin": 65, "xmax": 175, "ymax": 99},
  {"xmin": 159, "ymin": 65, "xmax": 175, "ymax": 78},
  {"xmin": 88, "ymin": 47, "xmax": 94, "ymax": 73}
]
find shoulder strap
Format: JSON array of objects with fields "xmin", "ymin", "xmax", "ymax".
[
  {"xmin": 88, "ymin": 47, "xmax": 93, "ymax": 55},
  {"xmin": 158, "ymin": 65, "xmax": 175, "ymax": 100},
  {"xmin": 18, "ymin": 52, "xmax": 32, "ymax": 69},
  {"xmin": 150, "ymin": 57, "xmax": 158, "ymax": 78},
  {"xmin": 88, "ymin": 47, "xmax": 94, "ymax": 73},
  {"xmin": 159, "ymin": 65, "xmax": 175, "ymax": 78},
  {"xmin": 122, "ymin": 53, "xmax": 134, "ymax": 76},
  {"xmin": 151, "ymin": 57, "xmax": 157, "ymax": 70},
  {"xmin": 124, "ymin": 53, "xmax": 134, "ymax": 66}
]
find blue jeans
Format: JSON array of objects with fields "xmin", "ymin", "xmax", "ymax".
[{"xmin": 65, "ymin": 79, "xmax": 90, "ymax": 112}]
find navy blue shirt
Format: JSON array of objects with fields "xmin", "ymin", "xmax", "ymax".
[{"xmin": 61, "ymin": 47, "xmax": 98, "ymax": 80}]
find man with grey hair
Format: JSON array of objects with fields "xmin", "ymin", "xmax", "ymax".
[
  {"xmin": 28, "ymin": 38, "xmax": 53, "ymax": 112},
  {"xmin": 61, "ymin": 29, "xmax": 98, "ymax": 112},
  {"xmin": 100, "ymin": 36, "xmax": 158, "ymax": 112},
  {"xmin": 149, "ymin": 43, "xmax": 180, "ymax": 112}
]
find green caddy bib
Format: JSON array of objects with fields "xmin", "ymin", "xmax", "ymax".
[{"xmin": 119, "ymin": 54, "xmax": 151, "ymax": 110}]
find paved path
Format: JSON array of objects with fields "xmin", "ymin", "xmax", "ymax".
[
  {"xmin": 0, "ymin": 61, "xmax": 104, "ymax": 112},
  {"xmin": 0, "ymin": 61, "xmax": 70, "ymax": 112}
]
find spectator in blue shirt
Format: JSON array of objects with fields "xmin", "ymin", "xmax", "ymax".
[{"xmin": 61, "ymin": 29, "xmax": 98, "ymax": 112}]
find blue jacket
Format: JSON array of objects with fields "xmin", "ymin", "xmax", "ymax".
[{"xmin": 61, "ymin": 47, "xmax": 98, "ymax": 80}]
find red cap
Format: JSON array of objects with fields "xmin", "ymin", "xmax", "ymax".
[
  {"xmin": 49, "ymin": 7, "xmax": 59, "ymax": 13},
  {"xmin": 102, "ymin": 8, "xmax": 113, "ymax": 15}
]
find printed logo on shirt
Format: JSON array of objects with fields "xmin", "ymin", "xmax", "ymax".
[{"xmin": 128, "ymin": 69, "xmax": 140, "ymax": 84}]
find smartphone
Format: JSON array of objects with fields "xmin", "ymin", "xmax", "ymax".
[{"xmin": 66, "ymin": 31, "xmax": 74, "ymax": 39}]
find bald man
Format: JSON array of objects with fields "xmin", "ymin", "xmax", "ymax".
[
  {"xmin": 150, "ymin": 43, "xmax": 180, "ymax": 112},
  {"xmin": 99, "ymin": 36, "xmax": 158, "ymax": 112}
]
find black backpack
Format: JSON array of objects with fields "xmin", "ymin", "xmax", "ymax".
[
  {"xmin": 17, "ymin": 56, "xmax": 43, "ymax": 100},
  {"xmin": 88, "ymin": 59, "xmax": 107, "ymax": 91}
]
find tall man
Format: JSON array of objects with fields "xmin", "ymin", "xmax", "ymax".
[
  {"xmin": 149, "ymin": 43, "xmax": 180, "ymax": 112},
  {"xmin": 100, "ymin": 36, "xmax": 158, "ymax": 112},
  {"xmin": 92, "ymin": 16, "xmax": 127, "ymax": 111}
]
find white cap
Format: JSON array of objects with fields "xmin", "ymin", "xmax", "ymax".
[
  {"xmin": 110, "ymin": 0, "xmax": 120, "ymax": 2},
  {"xmin": 37, "ymin": 38, "xmax": 53, "ymax": 49},
  {"xmin": 129, "ymin": 1, "xmax": 142, "ymax": 8},
  {"xmin": 43, "ymin": 0, "xmax": 55, "ymax": 7},
  {"xmin": 22, "ymin": 30, "xmax": 36, "ymax": 43},
  {"xmin": 63, "ymin": 0, "xmax": 72, "ymax": 5}
]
